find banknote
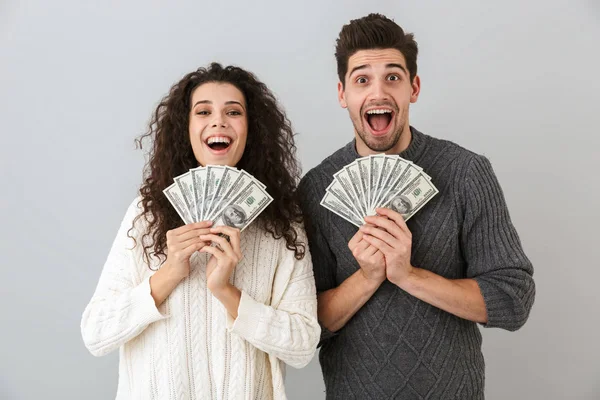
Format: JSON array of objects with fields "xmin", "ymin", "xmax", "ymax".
[
  {"xmin": 165, "ymin": 166, "xmax": 271, "ymax": 232},
  {"xmin": 321, "ymin": 155, "xmax": 438, "ymax": 226},
  {"xmin": 163, "ymin": 182, "xmax": 194, "ymax": 224},
  {"xmin": 212, "ymin": 180, "xmax": 273, "ymax": 231}
]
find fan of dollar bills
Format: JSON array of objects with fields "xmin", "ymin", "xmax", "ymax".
[
  {"xmin": 320, "ymin": 155, "xmax": 438, "ymax": 227},
  {"xmin": 164, "ymin": 165, "xmax": 272, "ymax": 231}
]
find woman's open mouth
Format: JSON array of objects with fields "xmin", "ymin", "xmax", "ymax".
[{"xmin": 205, "ymin": 136, "xmax": 233, "ymax": 154}]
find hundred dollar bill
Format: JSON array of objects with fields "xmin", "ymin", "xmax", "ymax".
[
  {"xmin": 202, "ymin": 165, "xmax": 226, "ymax": 221},
  {"xmin": 376, "ymin": 162, "xmax": 422, "ymax": 211},
  {"xmin": 174, "ymin": 171, "xmax": 196, "ymax": 222},
  {"xmin": 163, "ymin": 182, "xmax": 194, "ymax": 224},
  {"xmin": 206, "ymin": 169, "xmax": 259, "ymax": 221},
  {"xmin": 203, "ymin": 166, "xmax": 240, "ymax": 221},
  {"xmin": 356, "ymin": 157, "xmax": 370, "ymax": 212},
  {"xmin": 320, "ymin": 191, "xmax": 363, "ymax": 227},
  {"xmin": 379, "ymin": 172, "xmax": 438, "ymax": 221},
  {"xmin": 368, "ymin": 154, "xmax": 384, "ymax": 210},
  {"xmin": 212, "ymin": 180, "xmax": 273, "ymax": 231},
  {"xmin": 370, "ymin": 155, "xmax": 396, "ymax": 211},
  {"xmin": 370, "ymin": 156, "xmax": 409, "ymax": 213},
  {"xmin": 332, "ymin": 167, "xmax": 364, "ymax": 218},
  {"xmin": 325, "ymin": 178, "xmax": 363, "ymax": 220},
  {"xmin": 191, "ymin": 166, "xmax": 207, "ymax": 222}
]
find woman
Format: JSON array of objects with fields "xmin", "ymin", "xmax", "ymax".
[{"xmin": 81, "ymin": 63, "xmax": 320, "ymax": 399}]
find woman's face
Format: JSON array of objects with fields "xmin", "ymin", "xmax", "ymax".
[{"xmin": 189, "ymin": 82, "xmax": 248, "ymax": 167}]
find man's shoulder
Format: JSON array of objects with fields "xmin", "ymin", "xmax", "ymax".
[{"xmin": 424, "ymin": 132, "xmax": 481, "ymax": 163}]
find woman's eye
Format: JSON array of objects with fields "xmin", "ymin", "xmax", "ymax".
[
  {"xmin": 196, "ymin": 110, "xmax": 209, "ymax": 115},
  {"xmin": 227, "ymin": 110, "xmax": 242, "ymax": 116}
]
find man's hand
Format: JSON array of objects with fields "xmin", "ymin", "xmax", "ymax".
[
  {"xmin": 348, "ymin": 229, "xmax": 386, "ymax": 285},
  {"xmin": 361, "ymin": 208, "xmax": 414, "ymax": 286}
]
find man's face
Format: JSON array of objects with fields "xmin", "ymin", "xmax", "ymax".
[{"xmin": 338, "ymin": 49, "xmax": 420, "ymax": 155}]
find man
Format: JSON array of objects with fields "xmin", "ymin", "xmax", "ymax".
[{"xmin": 297, "ymin": 13, "xmax": 535, "ymax": 399}]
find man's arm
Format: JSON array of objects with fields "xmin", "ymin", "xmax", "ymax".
[
  {"xmin": 362, "ymin": 155, "xmax": 535, "ymax": 330},
  {"xmin": 362, "ymin": 209, "xmax": 488, "ymax": 323},
  {"xmin": 317, "ymin": 232, "xmax": 386, "ymax": 332},
  {"xmin": 297, "ymin": 173, "xmax": 386, "ymax": 336}
]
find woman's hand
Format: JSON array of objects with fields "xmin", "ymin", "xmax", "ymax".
[
  {"xmin": 164, "ymin": 221, "xmax": 213, "ymax": 280},
  {"xmin": 200, "ymin": 225, "xmax": 242, "ymax": 293}
]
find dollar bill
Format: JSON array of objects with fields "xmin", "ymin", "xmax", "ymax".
[
  {"xmin": 379, "ymin": 172, "xmax": 439, "ymax": 221},
  {"xmin": 174, "ymin": 171, "xmax": 196, "ymax": 222},
  {"xmin": 320, "ymin": 191, "xmax": 363, "ymax": 227},
  {"xmin": 325, "ymin": 178, "xmax": 363, "ymax": 220},
  {"xmin": 202, "ymin": 165, "xmax": 226, "ymax": 221},
  {"xmin": 163, "ymin": 182, "xmax": 194, "ymax": 224},
  {"xmin": 356, "ymin": 157, "xmax": 370, "ymax": 212},
  {"xmin": 332, "ymin": 167, "xmax": 364, "ymax": 217},
  {"xmin": 206, "ymin": 169, "xmax": 258, "ymax": 221},
  {"xmin": 376, "ymin": 162, "xmax": 422, "ymax": 210},
  {"xmin": 212, "ymin": 180, "xmax": 273, "ymax": 231},
  {"xmin": 370, "ymin": 155, "xmax": 396, "ymax": 211},
  {"xmin": 203, "ymin": 166, "xmax": 240, "ymax": 221},
  {"xmin": 368, "ymin": 154, "xmax": 384, "ymax": 211},
  {"xmin": 191, "ymin": 166, "xmax": 207, "ymax": 222}
]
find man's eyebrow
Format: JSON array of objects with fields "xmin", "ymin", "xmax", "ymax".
[{"xmin": 348, "ymin": 63, "xmax": 408, "ymax": 77}]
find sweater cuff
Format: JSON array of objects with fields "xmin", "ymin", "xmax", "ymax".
[
  {"xmin": 227, "ymin": 290, "xmax": 261, "ymax": 339},
  {"xmin": 130, "ymin": 276, "xmax": 169, "ymax": 326},
  {"xmin": 474, "ymin": 276, "xmax": 508, "ymax": 329}
]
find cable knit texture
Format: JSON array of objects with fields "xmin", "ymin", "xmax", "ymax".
[
  {"xmin": 81, "ymin": 198, "xmax": 320, "ymax": 400},
  {"xmin": 297, "ymin": 127, "xmax": 535, "ymax": 400}
]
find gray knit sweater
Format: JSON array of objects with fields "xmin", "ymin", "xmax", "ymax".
[{"xmin": 297, "ymin": 127, "xmax": 535, "ymax": 400}]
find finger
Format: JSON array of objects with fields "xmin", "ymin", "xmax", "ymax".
[
  {"xmin": 359, "ymin": 225, "xmax": 397, "ymax": 248},
  {"xmin": 351, "ymin": 239, "xmax": 370, "ymax": 258},
  {"xmin": 363, "ymin": 215, "xmax": 404, "ymax": 239},
  {"xmin": 199, "ymin": 244, "xmax": 226, "ymax": 262},
  {"xmin": 209, "ymin": 226, "xmax": 242, "ymax": 257},
  {"xmin": 362, "ymin": 234, "xmax": 392, "ymax": 255},
  {"xmin": 172, "ymin": 221, "xmax": 214, "ymax": 235},
  {"xmin": 172, "ymin": 227, "xmax": 213, "ymax": 243},
  {"xmin": 374, "ymin": 208, "xmax": 411, "ymax": 235},
  {"xmin": 200, "ymin": 234, "xmax": 237, "ymax": 261},
  {"xmin": 348, "ymin": 230, "xmax": 364, "ymax": 250},
  {"xmin": 363, "ymin": 244, "xmax": 379, "ymax": 258},
  {"xmin": 178, "ymin": 239, "xmax": 206, "ymax": 258},
  {"xmin": 172, "ymin": 236, "xmax": 206, "ymax": 250}
]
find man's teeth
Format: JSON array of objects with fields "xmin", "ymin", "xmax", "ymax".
[
  {"xmin": 207, "ymin": 137, "xmax": 231, "ymax": 145},
  {"xmin": 366, "ymin": 109, "xmax": 392, "ymax": 115}
]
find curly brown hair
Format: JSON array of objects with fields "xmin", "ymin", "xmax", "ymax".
[{"xmin": 130, "ymin": 62, "xmax": 305, "ymax": 267}]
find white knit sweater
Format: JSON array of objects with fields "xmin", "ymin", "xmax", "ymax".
[{"xmin": 81, "ymin": 198, "xmax": 320, "ymax": 400}]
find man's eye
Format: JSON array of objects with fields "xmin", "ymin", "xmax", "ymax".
[
  {"xmin": 388, "ymin": 75, "xmax": 400, "ymax": 81},
  {"xmin": 356, "ymin": 77, "xmax": 368, "ymax": 84}
]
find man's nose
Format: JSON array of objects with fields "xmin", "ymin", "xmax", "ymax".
[{"xmin": 368, "ymin": 80, "xmax": 389, "ymax": 102}]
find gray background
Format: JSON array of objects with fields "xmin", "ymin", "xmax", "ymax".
[{"xmin": 1, "ymin": 0, "xmax": 599, "ymax": 399}]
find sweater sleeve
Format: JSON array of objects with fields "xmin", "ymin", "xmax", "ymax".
[
  {"xmin": 81, "ymin": 198, "xmax": 168, "ymax": 357},
  {"xmin": 462, "ymin": 155, "xmax": 535, "ymax": 331},
  {"xmin": 226, "ymin": 227, "xmax": 320, "ymax": 369}
]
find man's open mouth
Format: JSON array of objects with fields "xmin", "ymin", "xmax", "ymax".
[{"xmin": 364, "ymin": 108, "xmax": 394, "ymax": 133}]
